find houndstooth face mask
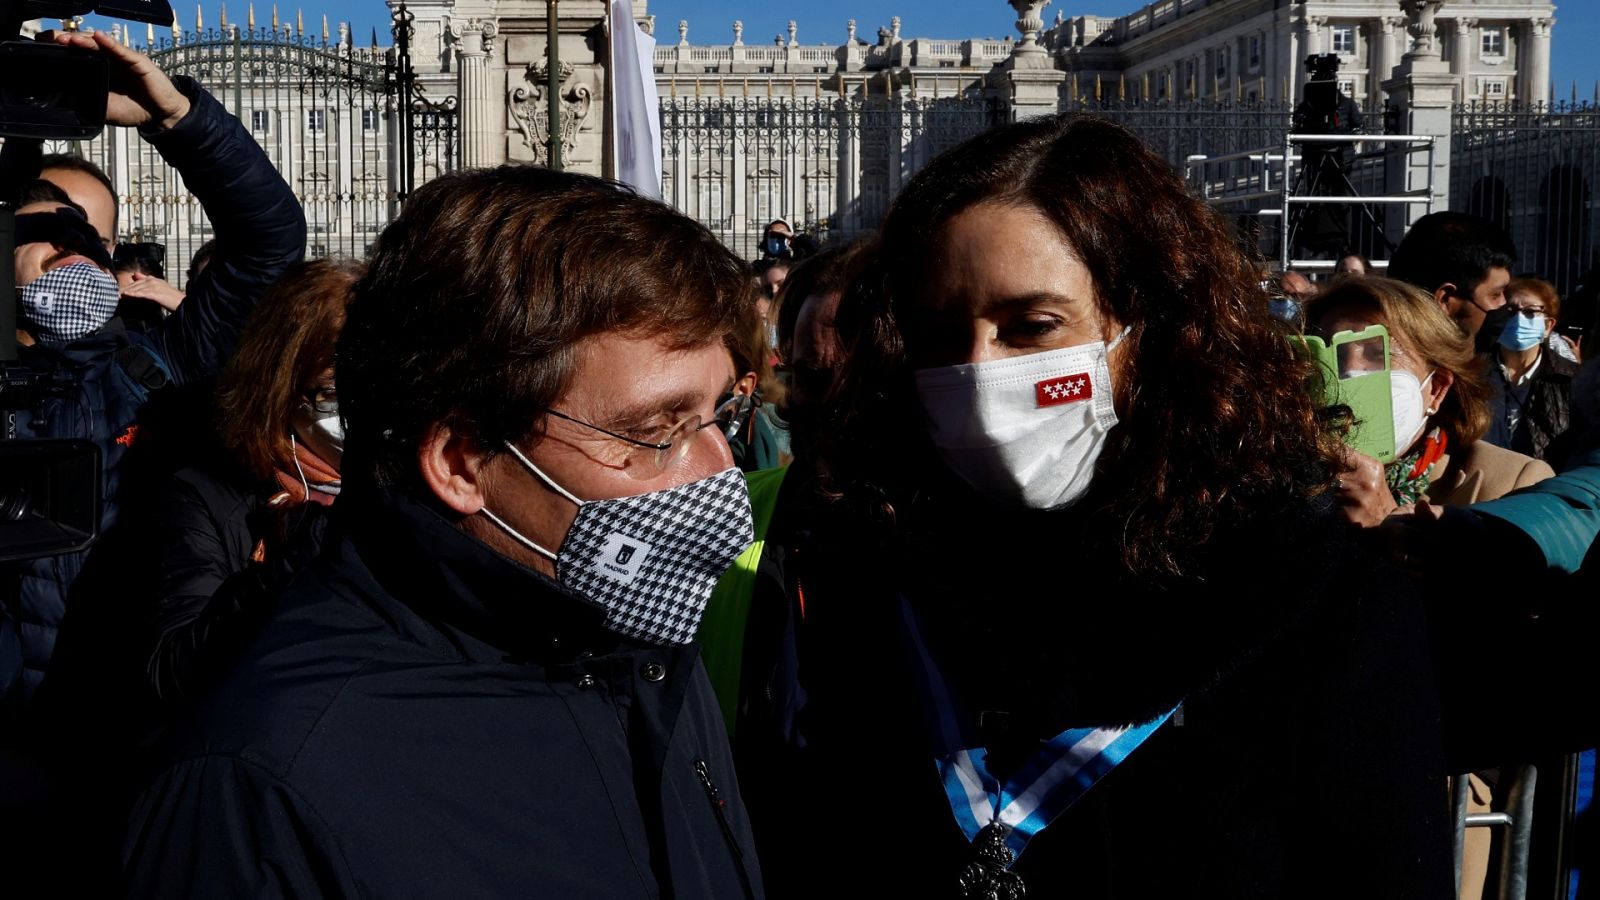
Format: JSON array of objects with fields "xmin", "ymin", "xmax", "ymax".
[
  {"xmin": 19, "ymin": 262, "xmax": 120, "ymax": 345},
  {"xmin": 480, "ymin": 442, "xmax": 753, "ymax": 645}
]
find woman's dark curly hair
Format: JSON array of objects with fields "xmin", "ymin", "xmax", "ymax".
[{"xmin": 818, "ymin": 114, "xmax": 1344, "ymax": 576}]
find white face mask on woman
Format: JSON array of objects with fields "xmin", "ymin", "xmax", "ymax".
[
  {"xmin": 914, "ymin": 329, "xmax": 1127, "ymax": 510},
  {"xmin": 1389, "ymin": 369, "xmax": 1435, "ymax": 458}
]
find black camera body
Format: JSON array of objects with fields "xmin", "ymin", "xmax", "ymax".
[
  {"xmin": 1295, "ymin": 53, "xmax": 1344, "ymax": 135},
  {"xmin": 0, "ymin": 0, "xmax": 173, "ymax": 140}
]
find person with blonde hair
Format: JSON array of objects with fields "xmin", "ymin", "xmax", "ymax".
[{"xmin": 1308, "ymin": 276, "xmax": 1553, "ymax": 515}]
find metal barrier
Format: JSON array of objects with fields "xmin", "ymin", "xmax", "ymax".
[
  {"xmin": 1452, "ymin": 765, "xmax": 1540, "ymax": 900},
  {"xmin": 1186, "ymin": 132, "xmax": 1435, "ymax": 272}
]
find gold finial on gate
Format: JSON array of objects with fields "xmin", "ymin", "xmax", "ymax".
[
  {"xmin": 147, "ymin": 22, "xmax": 155, "ymax": 45},
  {"xmin": 219, "ymin": 3, "xmax": 227, "ymax": 30},
  {"xmin": 247, "ymin": 3, "xmax": 255, "ymax": 31},
  {"xmin": 195, "ymin": 4, "xmax": 202, "ymax": 31},
  {"xmin": 322, "ymin": 13, "xmax": 329, "ymax": 42},
  {"xmin": 296, "ymin": 8, "xmax": 303, "ymax": 37},
  {"xmin": 271, "ymin": 3, "xmax": 278, "ymax": 30},
  {"xmin": 1095, "ymin": 75, "xmax": 1101, "ymax": 101}
]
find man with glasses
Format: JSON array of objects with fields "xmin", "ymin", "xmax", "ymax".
[
  {"xmin": 124, "ymin": 167, "xmax": 766, "ymax": 898},
  {"xmin": 1387, "ymin": 211, "xmax": 1517, "ymax": 343}
]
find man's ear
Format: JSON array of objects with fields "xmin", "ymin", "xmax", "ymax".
[
  {"xmin": 418, "ymin": 420, "xmax": 494, "ymax": 515},
  {"xmin": 733, "ymin": 371, "xmax": 758, "ymax": 398},
  {"xmin": 1432, "ymin": 283, "xmax": 1457, "ymax": 311}
]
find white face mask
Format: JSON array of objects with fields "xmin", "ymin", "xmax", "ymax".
[
  {"xmin": 914, "ymin": 328, "xmax": 1127, "ymax": 510},
  {"xmin": 290, "ymin": 400, "xmax": 345, "ymax": 466},
  {"xmin": 1390, "ymin": 369, "xmax": 1435, "ymax": 457}
]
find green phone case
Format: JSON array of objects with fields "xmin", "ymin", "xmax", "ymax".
[{"xmin": 1294, "ymin": 324, "xmax": 1396, "ymax": 464}]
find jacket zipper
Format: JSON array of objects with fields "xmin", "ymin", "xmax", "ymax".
[{"xmin": 693, "ymin": 758, "xmax": 757, "ymax": 899}]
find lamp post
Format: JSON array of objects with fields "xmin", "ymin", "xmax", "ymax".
[{"xmin": 546, "ymin": 0, "xmax": 561, "ymax": 170}]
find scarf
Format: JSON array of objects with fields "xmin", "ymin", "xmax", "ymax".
[{"xmin": 1385, "ymin": 427, "xmax": 1448, "ymax": 507}]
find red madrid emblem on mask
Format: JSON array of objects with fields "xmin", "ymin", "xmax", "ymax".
[{"xmin": 1036, "ymin": 374, "xmax": 1091, "ymax": 407}]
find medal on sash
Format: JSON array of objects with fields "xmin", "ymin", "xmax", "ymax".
[{"xmin": 900, "ymin": 597, "xmax": 1174, "ymax": 898}]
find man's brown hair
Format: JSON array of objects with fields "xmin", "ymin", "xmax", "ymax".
[{"xmin": 337, "ymin": 166, "xmax": 750, "ymax": 488}]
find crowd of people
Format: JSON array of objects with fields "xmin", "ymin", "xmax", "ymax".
[{"xmin": 2, "ymin": 25, "xmax": 1600, "ymax": 900}]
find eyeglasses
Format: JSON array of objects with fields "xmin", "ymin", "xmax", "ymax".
[
  {"xmin": 302, "ymin": 385, "xmax": 338, "ymax": 415},
  {"xmin": 1509, "ymin": 306, "xmax": 1548, "ymax": 319},
  {"xmin": 543, "ymin": 396, "xmax": 746, "ymax": 473}
]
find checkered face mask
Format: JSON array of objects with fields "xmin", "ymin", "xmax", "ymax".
[
  {"xmin": 19, "ymin": 262, "xmax": 120, "ymax": 345},
  {"xmin": 481, "ymin": 444, "xmax": 754, "ymax": 645}
]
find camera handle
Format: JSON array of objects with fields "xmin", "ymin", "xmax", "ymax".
[{"xmin": 0, "ymin": 134, "xmax": 43, "ymax": 361}]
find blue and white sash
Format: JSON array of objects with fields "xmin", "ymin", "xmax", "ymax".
[{"xmin": 900, "ymin": 596, "xmax": 1174, "ymax": 861}]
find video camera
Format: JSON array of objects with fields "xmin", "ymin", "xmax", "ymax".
[
  {"xmin": 0, "ymin": 0, "xmax": 172, "ymax": 561},
  {"xmin": 0, "ymin": 0, "xmax": 175, "ymax": 139},
  {"xmin": 1293, "ymin": 53, "xmax": 1348, "ymax": 136}
]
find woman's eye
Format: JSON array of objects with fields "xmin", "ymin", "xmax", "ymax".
[{"xmin": 1003, "ymin": 317, "xmax": 1062, "ymax": 341}]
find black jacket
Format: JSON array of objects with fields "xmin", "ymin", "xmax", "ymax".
[
  {"xmin": 123, "ymin": 483, "xmax": 764, "ymax": 899},
  {"xmin": 743, "ymin": 489, "xmax": 1453, "ymax": 899},
  {"xmin": 1486, "ymin": 350, "xmax": 1580, "ymax": 464},
  {"xmin": 5, "ymin": 76, "xmax": 306, "ymax": 702}
]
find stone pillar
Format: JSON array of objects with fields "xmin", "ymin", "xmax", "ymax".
[
  {"xmin": 452, "ymin": 17, "xmax": 499, "ymax": 167},
  {"xmin": 1370, "ymin": 16, "xmax": 1402, "ymax": 103},
  {"xmin": 1308, "ymin": 15, "xmax": 1327, "ymax": 56},
  {"xmin": 997, "ymin": 0, "xmax": 1066, "ymax": 121},
  {"xmin": 1385, "ymin": 0, "xmax": 1452, "ymax": 234},
  {"xmin": 1451, "ymin": 17, "xmax": 1476, "ymax": 83},
  {"xmin": 1528, "ymin": 17, "xmax": 1553, "ymax": 106}
]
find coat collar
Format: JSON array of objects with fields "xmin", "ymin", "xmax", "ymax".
[{"xmin": 336, "ymin": 479, "xmax": 620, "ymax": 665}]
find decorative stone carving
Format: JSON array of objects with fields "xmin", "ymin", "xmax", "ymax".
[
  {"xmin": 1400, "ymin": 0, "xmax": 1445, "ymax": 59},
  {"xmin": 787, "ymin": 20, "xmax": 797, "ymax": 47},
  {"xmin": 732, "ymin": 20, "xmax": 742, "ymax": 46},
  {"xmin": 847, "ymin": 19, "xmax": 856, "ymax": 44},
  {"xmin": 890, "ymin": 16, "xmax": 901, "ymax": 42},
  {"xmin": 677, "ymin": 19, "xmax": 687, "ymax": 46},
  {"xmin": 1009, "ymin": 0, "xmax": 1050, "ymax": 55},
  {"xmin": 508, "ymin": 60, "xmax": 594, "ymax": 166}
]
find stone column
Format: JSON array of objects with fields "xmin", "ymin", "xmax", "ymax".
[
  {"xmin": 1451, "ymin": 17, "xmax": 1476, "ymax": 81},
  {"xmin": 1370, "ymin": 16, "xmax": 1402, "ymax": 102},
  {"xmin": 1528, "ymin": 17, "xmax": 1553, "ymax": 106},
  {"xmin": 1385, "ymin": 0, "xmax": 1452, "ymax": 234},
  {"xmin": 452, "ymin": 18, "xmax": 499, "ymax": 167},
  {"xmin": 1308, "ymin": 15, "xmax": 1327, "ymax": 56}
]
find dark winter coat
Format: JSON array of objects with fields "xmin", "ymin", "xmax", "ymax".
[
  {"xmin": 741, "ymin": 487, "xmax": 1454, "ymax": 899},
  {"xmin": 122, "ymin": 482, "xmax": 764, "ymax": 899},
  {"xmin": 1485, "ymin": 350, "xmax": 1580, "ymax": 464},
  {"xmin": 4, "ymin": 77, "xmax": 306, "ymax": 702}
]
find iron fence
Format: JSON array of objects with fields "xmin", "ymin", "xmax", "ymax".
[
  {"xmin": 660, "ymin": 93, "xmax": 999, "ymax": 258},
  {"xmin": 36, "ymin": 9, "xmax": 456, "ymax": 286},
  {"xmin": 1452, "ymin": 101, "xmax": 1600, "ymax": 296}
]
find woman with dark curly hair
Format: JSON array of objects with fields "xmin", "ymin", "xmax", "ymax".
[{"xmin": 744, "ymin": 116, "xmax": 1453, "ymax": 898}]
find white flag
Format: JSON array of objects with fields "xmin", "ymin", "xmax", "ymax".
[{"xmin": 608, "ymin": 0, "xmax": 661, "ymax": 199}]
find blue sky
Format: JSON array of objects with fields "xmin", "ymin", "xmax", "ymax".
[{"xmin": 91, "ymin": 1, "xmax": 1599, "ymax": 99}]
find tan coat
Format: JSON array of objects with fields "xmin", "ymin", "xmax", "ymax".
[{"xmin": 1425, "ymin": 440, "xmax": 1555, "ymax": 507}]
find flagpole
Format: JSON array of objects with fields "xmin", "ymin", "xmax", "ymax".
[{"xmin": 547, "ymin": 0, "xmax": 562, "ymax": 170}]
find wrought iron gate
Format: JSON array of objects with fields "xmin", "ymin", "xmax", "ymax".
[{"xmin": 41, "ymin": 5, "xmax": 456, "ymax": 283}]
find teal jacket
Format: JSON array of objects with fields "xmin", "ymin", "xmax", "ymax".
[{"xmin": 1472, "ymin": 447, "xmax": 1600, "ymax": 575}]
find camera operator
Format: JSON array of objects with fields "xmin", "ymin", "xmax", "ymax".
[{"xmin": 2, "ymin": 29, "xmax": 306, "ymax": 708}]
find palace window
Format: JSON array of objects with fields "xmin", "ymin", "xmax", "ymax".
[
  {"xmin": 1248, "ymin": 34, "xmax": 1262, "ymax": 71},
  {"xmin": 1331, "ymin": 25, "xmax": 1355, "ymax": 56},
  {"xmin": 249, "ymin": 110, "xmax": 271, "ymax": 134},
  {"xmin": 1481, "ymin": 26, "xmax": 1505, "ymax": 58},
  {"xmin": 307, "ymin": 109, "xmax": 327, "ymax": 133}
]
